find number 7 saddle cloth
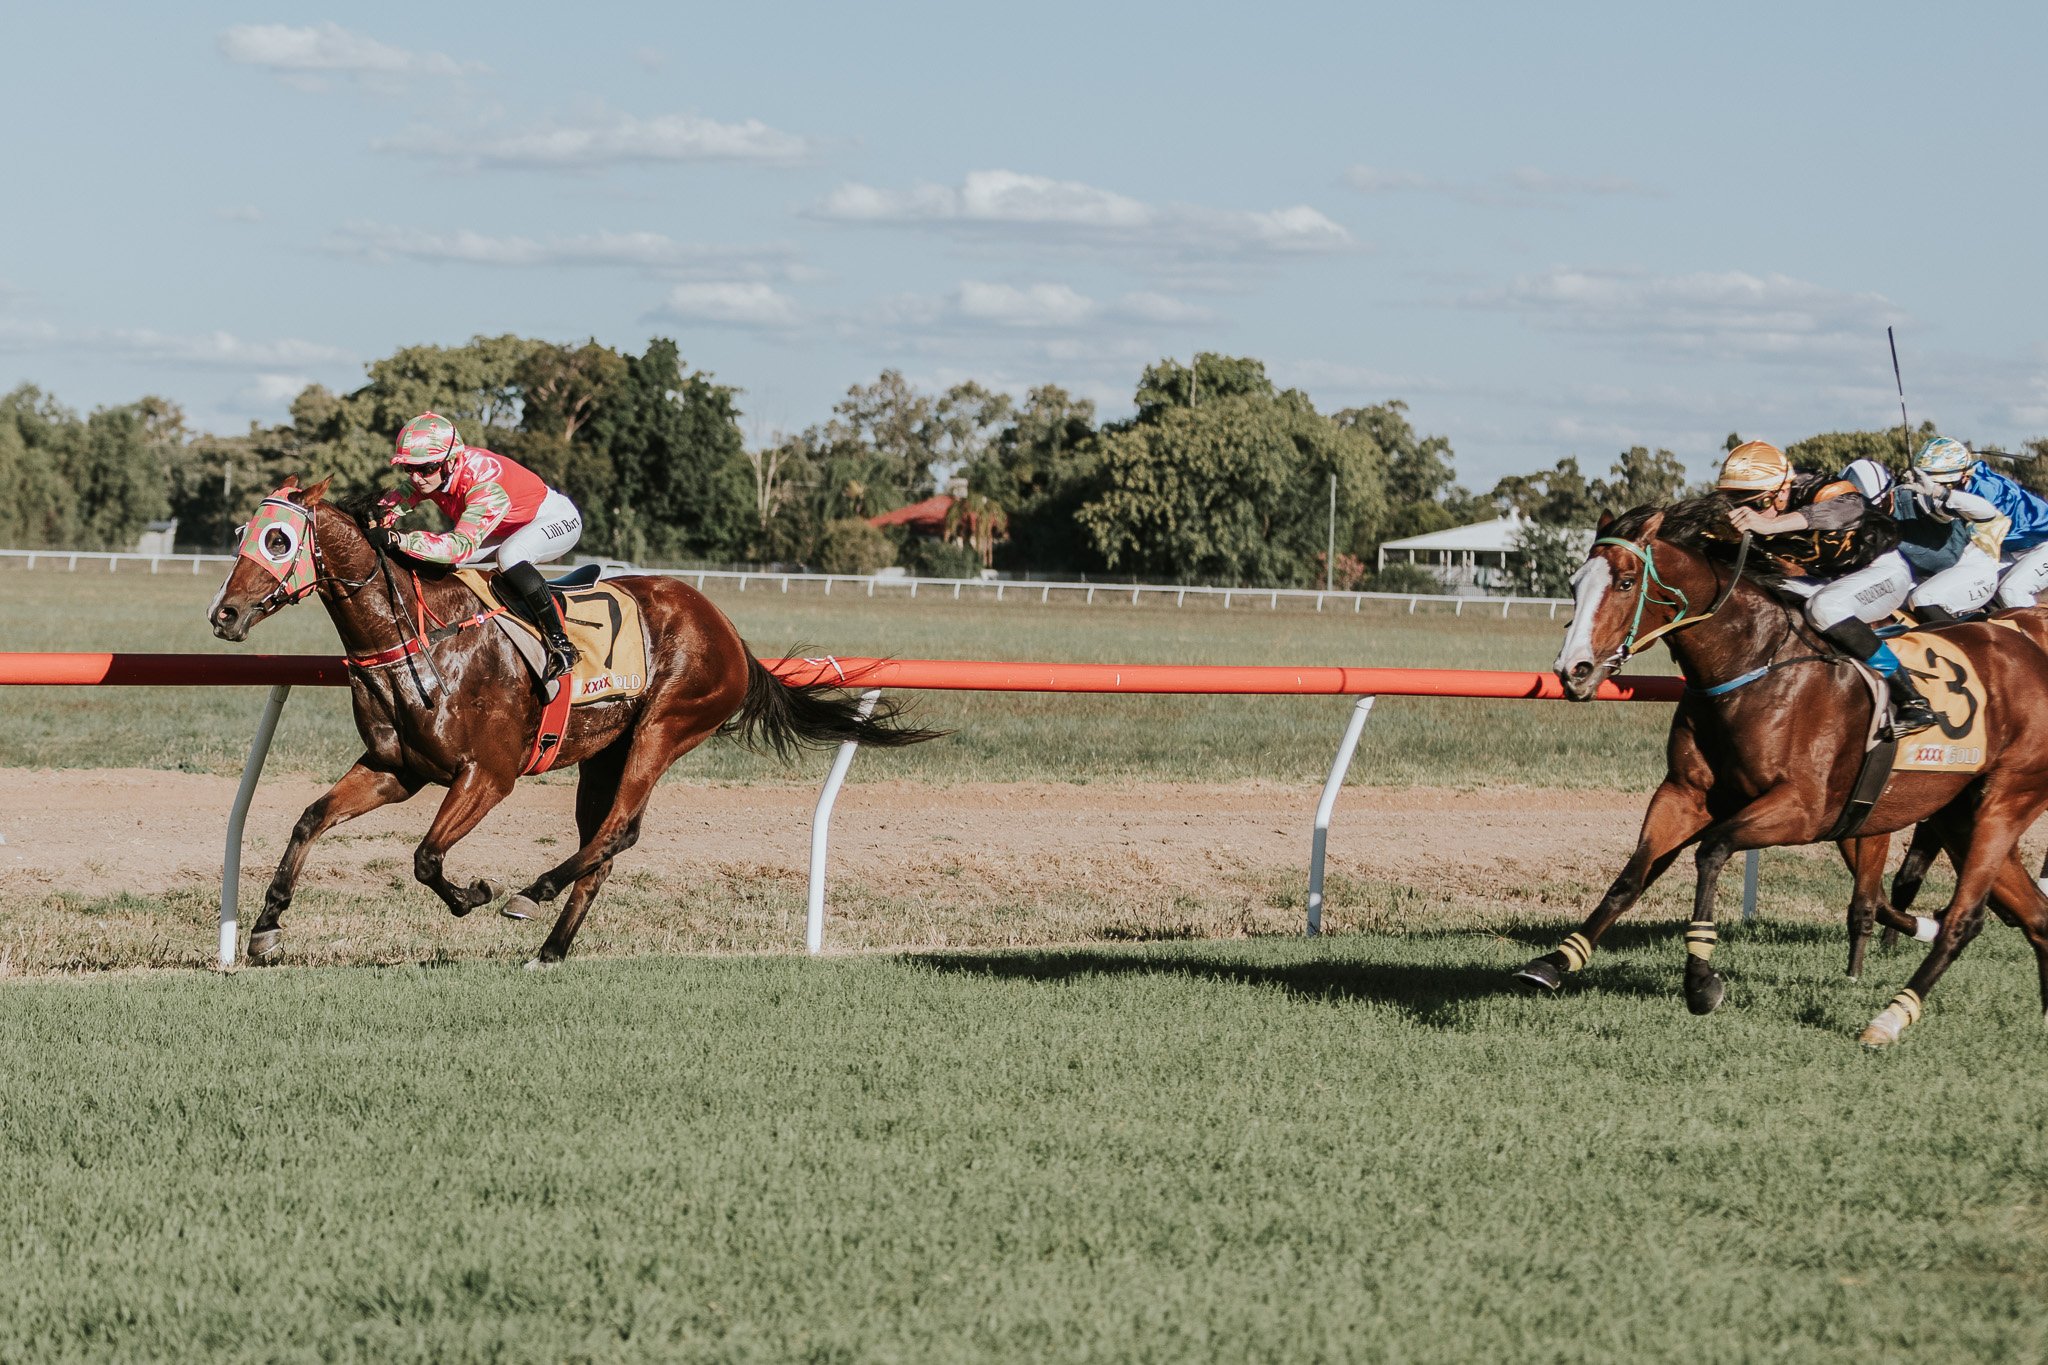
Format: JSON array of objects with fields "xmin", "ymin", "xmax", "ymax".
[{"xmin": 455, "ymin": 568, "xmax": 652, "ymax": 704}]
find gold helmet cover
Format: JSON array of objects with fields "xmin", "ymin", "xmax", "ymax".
[{"xmin": 1716, "ymin": 440, "xmax": 1791, "ymax": 493}]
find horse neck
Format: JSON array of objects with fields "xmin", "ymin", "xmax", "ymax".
[
  {"xmin": 310, "ymin": 505, "xmax": 415, "ymax": 658},
  {"xmin": 1649, "ymin": 540, "xmax": 1786, "ymax": 685}
]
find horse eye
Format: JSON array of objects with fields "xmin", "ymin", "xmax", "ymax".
[
  {"xmin": 264, "ymin": 527, "xmax": 292, "ymax": 558},
  {"xmin": 1618, "ymin": 576, "xmax": 1636, "ymax": 591}
]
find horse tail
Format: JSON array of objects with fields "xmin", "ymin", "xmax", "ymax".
[{"xmin": 722, "ymin": 653, "xmax": 945, "ymax": 758}]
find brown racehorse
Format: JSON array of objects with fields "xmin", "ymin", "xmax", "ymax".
[
  {"xmin": 1849, "ymin": 606, "xmax": 2048, "ymax": 972},
  {"xmin": 207, "ymin": 478, "xmax": 937, "ymax": 967},
  {"xmin": 1522, "ymin": 497, "xmax": 2048, "ymax": 1046}
]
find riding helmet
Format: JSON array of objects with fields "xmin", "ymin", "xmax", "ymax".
[{"xmin": 393, "ymin": 412, "xmax": 463, "ymax": 467}]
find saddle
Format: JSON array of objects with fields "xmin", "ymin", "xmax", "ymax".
[
  {"xmin": 1828, "ymin": 627, "xmax": 1996, "ymax": 838},
  {"xmin": 456, "ymin": 567, "xmax": 652, "ymax": 704}
]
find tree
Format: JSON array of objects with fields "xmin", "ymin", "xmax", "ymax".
[
  {"xmin": 965, "ymin": 384, "xmax": 1100, "ymax": 573},
  {"xmin": 1077, "ymin": 363, "xmax": 1387, "ymax": 586},
  {"xmin": 1334, "ymin": 400, "xmax": 1485, "ymax": 554},
  {"xmin": 1132, "ymin": 353, "xmax": 1276, "ymax": 419},
  {"xmin": 814, "ymin": 518, "xmax": 896, "ymax": 574},
  {"xmin": 0, "ymin": 386, "xmax": 81, "ymax": 548},
  {"xmin": 944, "ymin": 492, "xmax": 1010, "ymax": 568},
  {"xmin": 583, "ymin": 339, "xmax": 754, "ymax": 563},
  {"xmin": 1591, "ymin": 446, "xmax": 1688, "ymax": 512},
  {"xmin": 1493, "ymin": 456, "xmax": 1598, "ymax": 526},
  {"xmin": 1785, "ymin": 425, "xmax": 1934, "ymax": 478},
  {"xmin": 1513, "ymin": 520, "xmax": 1581, "ymax": 596}
]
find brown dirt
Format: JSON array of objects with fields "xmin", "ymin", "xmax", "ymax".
[{"xmin": 0, "ymin": 768, "xmax": 1652, "ymax": 906}]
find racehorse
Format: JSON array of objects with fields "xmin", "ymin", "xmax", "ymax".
[
  {"xmin": 206, "ymin": 477, "xmax": 938, "ymax": 967},
  {"xmin": 1522, "ymin": 497, "xmax": 2048, "ymax": 1046}
]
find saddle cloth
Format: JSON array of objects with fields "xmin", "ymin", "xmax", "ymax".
[
  {"xmin": 455, "ymin": 568, "xmax": 652, "ymax": 704},
  {"xmin": 1888, "ymin": 629, "xmax": 1990, "ymax": 772}
]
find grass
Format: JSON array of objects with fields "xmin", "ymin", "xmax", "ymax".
[
  {"xmin": 0, "ymin": 924, "xmax": 2043, "ymax": 1362},
  {"xmin": 0, "ymin": 564, "xmax": 1672, "ymax": 787}
]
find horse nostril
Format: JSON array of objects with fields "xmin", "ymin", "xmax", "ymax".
[{"xmin": 1569, "ymin": 661, "xmax": 1593, "ymax": 680}]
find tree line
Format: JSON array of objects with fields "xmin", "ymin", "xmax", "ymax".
[{"xmin": 11, "ymin": 335, "xmax": 2040, "ymax": 593}]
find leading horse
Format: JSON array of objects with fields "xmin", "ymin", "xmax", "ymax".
[
  {"xmin": 207, "ymin": 477, "xmax": 937, "ymax": 966},
  {"xmin": 1521, "ymin": 498, "xmax": 2048, "ymax": 1046}
]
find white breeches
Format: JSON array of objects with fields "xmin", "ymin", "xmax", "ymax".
[
  {"xmin": 1793, "ymin": 551, "xmax": 1913, "ymax": 630},
  {"xmin": 1997, "ymin": 542, "xmax": 2048, "ymax": 609},
  {"xmin": 483, "ymin": 492, "xmax": 584, "ymax": 569},
  {"xmin": 1908, "ymin": 545, "xmax": 2001, "ymax": 616}
]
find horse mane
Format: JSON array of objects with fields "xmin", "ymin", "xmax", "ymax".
[
  {"xmin": 1606, "ymin": 494, "xmax": 1789, "ymax": 588},
  {"xmin": 327, "ymin": 485, "xmax": 458, "ymax": 580}
]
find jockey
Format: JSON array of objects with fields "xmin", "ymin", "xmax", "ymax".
[
  {"xmin": 1911, "ymin": 436, "xmax": 2048, "ymax": 609},
  {"xmin": 1717, "ymin": 440, "xmax": 1936, "ymax": 739},
  {"xmin": 374, "ymin": 413, "xmax": 584, "ymax": 681},
  {"xmin": 1839, "ymin": 457, "xmax": 2002, "ymax": 624}
]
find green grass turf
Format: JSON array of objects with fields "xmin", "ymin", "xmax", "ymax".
[
  {"xmin": 0, "ymin": 925, "xmax": 2043, "ymax": 1363},
  {"xmin": 0, "ymin": 565, "xmax": 1671, "ymax": 787}
]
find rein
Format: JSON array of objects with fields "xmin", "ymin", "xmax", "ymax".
[{"xmin": 1595, "ymin": 531, "xmax": 1752, "ymax": 662}]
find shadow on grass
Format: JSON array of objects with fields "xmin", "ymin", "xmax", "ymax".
[{"xmin": 906, "ymin": 920, "xmax": 1865, "ymax": 1028}]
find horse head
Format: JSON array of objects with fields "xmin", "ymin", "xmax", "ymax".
[
  {"xmin": 1555, "ymin": 506, "xmax": 1703, "ymax": 700},
  {"xmin": 207, "ymin": 476, "xmax": 333, "ymax": 641}
]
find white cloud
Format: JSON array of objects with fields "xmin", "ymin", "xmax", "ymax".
[
  {"xmin": 218, "ymin": 23, "xmax": 476, "ymax": 83},
  {"xmin": 1115, "ymin": 291, "xmax": 1215, "ymax": 325},
  {"xmin": 1470, "ymin": 266, "xmax": 1898, "ymax": 361},
  {"xmin": 236, "ymin": 373, "xmax": 316, "ymax": 411},
  {"xmin": 326, "ymin": 222, "xmax": 809, "ymax": 279},
  {"xmin": 1346, "ymin": 164, "xmax": 1655, "ymax": 203},
  {"xmin": 0, "ymin": 318, "xmax": 352, "ymax": 369},
  {"xmin": 382, "ymin": 109, "xmax": 815, "ymax": 170},
  {"xmin": 812, "ymin": 169, "xmax": 1353, "ymax": 261},
  {"xmin": 956, "ymin": 281, "xmax": 1099, "ymax": 328},
  {"xmin": 651, "ymin": 282, "xmax": 801, "ymax": 329}
]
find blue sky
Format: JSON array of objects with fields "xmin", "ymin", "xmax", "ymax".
[{"xmin": 5, "ymin": 2, "xmax": 2045, "ymax": 487}]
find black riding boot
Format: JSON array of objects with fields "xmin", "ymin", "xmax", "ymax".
[
  {"xmin": 502, "ymin": 561, "xmax": 577, "ymax": 682},
  {"xmin": 1820, "ymin": 617, "xmax": 1936, "ymax": 740},
  {"xmin": 1912, "ymin": 604, "xmax": 1957, "ymax": 627}
]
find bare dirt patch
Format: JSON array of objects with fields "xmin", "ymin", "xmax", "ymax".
[{"xmin": 1, "ymin": 768, "xmax": 1651, "ymax": 907}]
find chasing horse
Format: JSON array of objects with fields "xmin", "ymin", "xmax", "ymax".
[
  {"xmin": 207, "ymin": 460, "xmax": 936, "ymax": 968},
  {"xmin": 1516, "ymin": 443, "xmax": 2048, "ymax": 1046}
]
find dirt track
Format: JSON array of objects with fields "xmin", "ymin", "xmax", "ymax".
[{"xmin": 0, "ymin": 768, "xmax": 1653, "ymax": 905}]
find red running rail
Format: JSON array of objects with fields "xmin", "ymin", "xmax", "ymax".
[{"xmin": 0, "ymin": 651, "xmax": 1683, "ymax": 701}]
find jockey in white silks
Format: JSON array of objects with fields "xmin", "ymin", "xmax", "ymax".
[{"xmin": 1837, "ymin": 456, "xmax": 2003, "ymax": 624}]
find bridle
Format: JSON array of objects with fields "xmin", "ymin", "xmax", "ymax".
[
  {"xmin": 231, "ymin": 495, "xmax": 379, "ymax": 618},
  {"xmin": 1593, "ymin": 531, "xmax": 1751, "ymax": 664}
]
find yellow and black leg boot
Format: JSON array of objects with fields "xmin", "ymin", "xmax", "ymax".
[{"xmin": 502, "ymin": 561, "xmax": 578, "ymax": 682}]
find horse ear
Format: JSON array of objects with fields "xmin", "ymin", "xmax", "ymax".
[
  {"xmin": 1595, "ymin": 509, "xmax": 1614, "ymax": 535},
  {"xmin": 1638, "ymin": 510, "xmax": 1665, "ymax": 541},
  {"xmin": 303, "ymin": 476, "xmax": 333, "ymax": 506},
  {"xmin": 279, "ymin": 474, "xmax": 300, "ymax": 492}
]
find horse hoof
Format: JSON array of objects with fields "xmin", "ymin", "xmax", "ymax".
[
  {"xmin": 247, "ymin": 930, "xmax": 283, "ymax": 965},
  {"xmin": 501, "ymin": 895, "xmax": 538, "ymax": 921},
  {"xmin": 479, "ymin": 879, "xmax": 505, "ymax": 903},
  {"xmin": 1684, "ymin": 970, "xmax": 1726, "ymax": 1016},
  {"xmin": 523, "ymin": 956, "xmax": 553, "ymax": 972},
  {"xmin": 1512, "ymin": 959, "xmax": 1563, "ymax": 994},
  {"xmin": 1858, "ymin": 1021, "xmax": 1901, "ymax": 1049}
]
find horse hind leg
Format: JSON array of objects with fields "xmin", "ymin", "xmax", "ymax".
[
  {"xmin": 1880, "ymin": 821, "xmax": 1945, "ymax": 952},
  {"xmin": 249, "ymin": 758, "xmax": 417, "ymax": 964},
  {"xmin": 412, "ymin": 763, "xmax": 519, "ymax": 918}
]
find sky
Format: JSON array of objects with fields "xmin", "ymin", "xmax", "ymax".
[{"xmin": 5, "ymin": 1, "xmax": 2047, "ymax": 489}]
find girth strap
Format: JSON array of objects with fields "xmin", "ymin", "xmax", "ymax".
[{"xmin": 1826, "ymin": 735, "xmax": 1898, "ymax": 841}]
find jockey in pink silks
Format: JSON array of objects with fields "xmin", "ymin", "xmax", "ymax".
[{"xmin": 374, "ymin": 412, "xmax": 584, "ymax": 680}]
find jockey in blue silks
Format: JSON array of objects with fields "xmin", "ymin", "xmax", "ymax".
[{"xmin": 1913, "ymin": 436, "xmax": 2048, "ymax": 609}]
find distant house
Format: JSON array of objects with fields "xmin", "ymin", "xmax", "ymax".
[
  {"xmin": 135, "ymin": 519, "xmax": 178, "ymax": 556},
  {"xmin": 867, "ymin": 495, "xmax": 955, "ymax": 537},
  {"xmin": 1377, "ymin": 510, "xmax": 1592, "ymax": 595}
]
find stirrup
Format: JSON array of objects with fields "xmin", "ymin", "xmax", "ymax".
[
  {"xmin": 541, "ymin": 639, "xmax": 577, "ymax": 682},
  {"xmin": 1882, "ymin": 699, "xmax": 1938, "ymax": 741}
]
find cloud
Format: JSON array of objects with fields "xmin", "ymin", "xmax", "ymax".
[
  {"xmin": 326, "ymin": 222, "xmax": 811, "ymax": 280},
  {"xmin": 650, "ymin": 282, "xmax": 801, "ymax": 329},
  {"xmin": 1468, "ymin": 266, "xmax": 1899, "ymax": 362},
  {"xmin": 1346, "ymin": 164, "xmax": 1655, "ymax": 203},
  {"xmin": 235, "ymin": 373, "xmax": 317, "ymax": 411},
  {"xmin": 381, "ymin": 108, "xmax": 815, "ymax": 170},
  {"xmin": 812, "ymin": 169, "xmax": 1353, "ymax": 262},
  {"xmin": 867, "ymin": 281, "xmax": 1209, "ymax": 334},
  {"xmin": 0, "ymin": 318, "xmax": 352, "ymax": 369},
  {"xmin": 218, "ymin": 23, "xmax": 477, "ymax": 85},
  {"xmin": 214, "ymin": 205, "xmax": 264, "ymax": 224}
]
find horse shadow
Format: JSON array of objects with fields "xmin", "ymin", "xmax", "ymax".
[{"xmin": 903, "ymin": 919, "xmax": 1860, "ymax": 1030}]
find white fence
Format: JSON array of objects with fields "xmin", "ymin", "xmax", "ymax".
[{"xmin": 0, "ymin": 548, "xmax": 1575, "ymax": 617}]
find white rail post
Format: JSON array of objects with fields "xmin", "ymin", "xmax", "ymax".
[
  {"xmin": 219, "ymin": 684, "xmax": 292, "ymax": 970},
  {"xmin": 806, "ymin": 689, "xmax": 882, "ymax": 955},
  {"xmin": 1307, "ymin": 695, "xmax": 1377, "ymax": 935},
  {"xmin": 1742, "ymin": 849, "xmax": 1760, "ymax": 923}
]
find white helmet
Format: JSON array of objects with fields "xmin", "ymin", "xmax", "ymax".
[{"xmin": 1841, "ymin": 458, "xmax": 1894, "ymax": 502}]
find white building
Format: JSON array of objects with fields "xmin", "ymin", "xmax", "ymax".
[{"xmin": 1377, "ymin": 510, "xmax": 1593, "ymax": 595}]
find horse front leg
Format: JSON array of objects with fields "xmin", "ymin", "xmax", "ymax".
[
  {"xmin": 248, "ymin": 758, "xmax": 418, "ymax": 965},
  {"xmin": 1841, "ymin": 836, "xmax": 1889, "ymax": 982},
  {"xmin": 413, "ymin": 763, "xmax": 519, "ymax": 917},
  {"xmin": 1513, "ymin": 779, "xmax": 1711, "ymax": 994},
  {"xmin": 1669, "ymin": 785, "xmax": 1828, "ymax": 1015}
]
